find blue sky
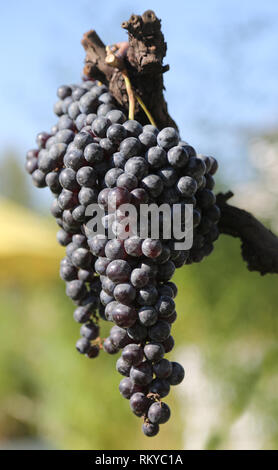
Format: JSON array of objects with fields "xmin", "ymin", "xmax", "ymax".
[{"xmin": 1, "ymin": 0, "xmax": 278, "ymax": 201}]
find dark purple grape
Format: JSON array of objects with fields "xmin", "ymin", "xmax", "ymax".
[
  {"xmin": 130, "ymin": 392, "xmax": 151, "ymax": 417},
  {"xmin": 168, "ymin": 362, "xmax": 185, "ymax": 385},
  {"xmin": 130, "ymin": 362, "xmax": 153, "ymax": 386},
  {"xmin": 122, "ymin": 344, "xmax": 144, "ymax": 366},
  {"xmin": 142, "ymin": 421, "xmax": 159, "ymax": 437},
  {"xmin": 148, "ymin": 402, "xmax": 171, "ymax": 424}
]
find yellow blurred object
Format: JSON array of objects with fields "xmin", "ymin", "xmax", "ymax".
[{"xmin": 0, "ymin": 198, "xmax": 64, "ymax": 283}]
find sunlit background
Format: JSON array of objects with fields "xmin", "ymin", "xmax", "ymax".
[{"xmin": 0, "ymin": 0, "xmax": 278, "ymax": 450}]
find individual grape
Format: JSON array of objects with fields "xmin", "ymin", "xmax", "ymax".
[
  {"xmin": 130, "ymin": 392, "xmax": 151, "ymax": 417},
  {"xmin": 103, "ymin": 337, "xmax": 119, "ymax": 355},
  {"xmin": 205, "ymin": 205, "xmax": 221, "ymax": 223},
  {"xmin": 106, "ymin": 260, "xmax": 131, "ymax": 283},
  {"xmin": 144, "ymin": 343, "xmax": 165, "ymax": 362},
  {"xmin": 66, "ymin": 280, "xmax": 87, "ymax": 301},
  {"xmin": 120, "ymin": 137, "xmax": 142, "ymax": 159},
  {"xmin": 55, "ymin": 129, "xmax": 75, "ymax": 145},
  {"xmin": 51, "ymin": 199, "xmax": 63, "ymax": 219},
  {"xmin": 124, "ymin": 237, "xmax": 143, "ymax": 258},
  {"xmin": 109, "ymin": 188, "xmax": 131, "ymax": 209},
  {"xmin": 110, "ymin": 152, "xmax": 126, "ymax": 169},
  {"xmin": 123, "ymin": 120, "xmax": 143, "ymax": 137},
  {"xmin": 142, "ymin": 239, "xmax": 162, "ymax": 259},
  {"xmin": 153, "ymin": 359, "xmax": 173, "ymax": 379},
  {"xmin": 105, "ymin": 301, "xmax": 118, "ymax": 322},
  {"xmin": 80, "ymin": 322, "xmax": 99, "ymax": 340},
  {"xmin": 113, "ymin": 283, "xmax": 136, "ymax": 305},
  {"xmin": 32, "ymin": 169, "xmax": 46, "ymax": 188},
  {"xmin": 100, "ymin": 290, "xmax": 114, "ymax": 306},
  {"xmin": 84, "ymin": 143, "xmax": 103, "ymax": 164},
  {"xmin": 196, "ymin": 189, "xmax": 216, "ymax": 209},
  {"xmin": 143, "ymin": 125, "xmax": 159, "ymax": 135},
  {"xmin": 156, "ymin": 260, "xmax": 175, "ymax": 282},
  {"xmin": 148, "ymin": 402, "xmax": 171, "ymax": 424},
  {"xmin": 78, "ymin": 269, "xmax": 93, "ymax": 282},
  {"xmin": 73, "ymin": 306, "xmax": 92, "ymax": 324},
  {"xmin": 25, "ymin": 157, "xmax": 38, "ymax": 175},
  {"xmin": 60, "ymin": 262, "xmax": 77, "ymax": 282},
  {"xmin": 97, "ymin": 103, "xmax": 115, "ymax": 116},
  {"xmin": 157, "ymin": 127, "xmax": 179, "ymax": 150},
  {"xmin": 139, "ymin": 260, "xmax": 158, "ymax": 281},
  {"xmin": 112, "ymin": 303, "xmax": 137, "ymax": 328},
  {"xmin": 72, "ymin": 87, "xmax": 86, "ymax": 101},
  {"xmin": 148, "ymin": 378, "xmax": 170, "ymax": 398},
  {"xmin": 46, "ymin": 171, "xmax": 62, "ymax": 194},
  {"xmin": 145, "ymin": 146, "xmax": 167, "ymax": 169},
  {"xmin": 64, "ymin": 149, "xmax": 84, "ymax": 171},
  {"xmin": 86, "ymin": 345, "xmax": 100, "ymax": 359},
  {"xmin": 185, "ymin": 157, "xmax": 206, "ymax": 178},
  {"xmin": 79, "ymin": 92, "xmax": 97, "ymax": 114},
  {"xmin": 130, "ymin": 268, "xmax": 149, "ymax": 288},
  {"xmin": 155, "ymin": 296, "xmax": 175, "ymax": 318},
  {"xmin": 148, "ymin": 320, "xmax": 171, "ymax": 342},
  {"xmin": 162, "ymin": 335, "xmax": 175, "ymax": 354},
  {"xmin": 98, "ymin": 92, "xmax": 114, "ymax": 104},
  {"xmin": 138, "ymin": 307, "xmax": 158, "ymax": 327},
  {"xmin": 137, "ymin": 285, "xmax": 158, "ymax": 306},
  {"xmin": 155, "ymin": 246, "xmax": 171, "ymax": 265},
  {"xmin": 88, "ymin": 235, "xmax": 107, "ymax": 257},
  {"xmin": 105, "ymin": 168, "xmax": 124, "ymax": 188},
  {"xmin": 57, "ymin": 229, "xmax": 72, "ymax": 247},
  {"xmin": 117, "ymin": 172, "xmax": 138, "ymax": 191},
  {"xmin": 142, "ymin": 421, "xmax": 159, "ymax": 437},
  {"xmin": 130, "ymin": 188, "xmax": 149, "ymax": 206},
  {"xmin": 124, "ymin": 157, "xmax": 148, "ymax": 180},
  {"xmin": 141, "ymin": 174, "xmax": 163, "ymax": 197},
  {"xmin": 116, "ymin": 357, "xmax": 131, "ymax": 377},
  {"xmin": 76, "ymin": 337, "xmax": 91, "ymax": 355},
  {"xmin": 95, "ymin": 257, "xmax": 110, "ymax": 276},
  {"xmin": 101, "ymin": 276, "xmax": 116, "ymax": 296},
  {"xmin": 106, "ymin": 109, "xmax": 126, "ymax": 124},
  {"xmin": 122, "ymin": 344, "xmax": 144, "ymax": 366},
  {"xmin": 76, "ymin": 166, "xmax": 97, "ymax": 188},
  {"xmin": 119, "ymin": 378, "xmax": 146, "ymax": 399},
  {"xmin": 127, "ymin": 322, "xmax": 148, "ymax": 342},
  {"xmin": 168, "ymin": 362, "xmax": 185, "ymax": 385},
  {"xmin": 36, "ymin": 131, "xmax": 51, "ymax": 149},
  {"xmin": 157, "ymin": 166, "xmax": 178, "ymax": 188},
  {"xmin": 68, "ymin": 102, "xmax": 81, "ymax": 120},
  {"xmin": 110, "ymin": 326, "xmax": 131, "ymax": 349},
  {"xmin": 57, "ymin": 85, "xmax": 72, "ymax": 99},
  {"xmin": 177, "ymin": 176, "xmax": 197, "ymax": 197},
  {"xmin": 72, "ymin": 205, "xmax": 86, "ymax": 223},
  {"xmin": 167, "ymin": 145, "xmax": 189, "ymax": 168},
  {"xmin": 59, "ymin": 168, "xmax": 79, "ymax": 191},
  {"xmin": 209, "ymin": 157, "xmax": 218, "ymax": 175},
  {"xmin": 166, "ymin": 282, "xmax": 178, "ymax": 298},
  {"xmin": 130, "ymin": 362, "xmax": 153, "ymax": 386},
  {"xmin": 139, "ymin": 131, "xmax": 157, "ymax": 149},
  {"xmin": 72, "ymin": 248, "xmax": 92, "ymax": 269},
  {"xmin": 78, "ymin": 187, "xmax": 98, "ymax": 206}
]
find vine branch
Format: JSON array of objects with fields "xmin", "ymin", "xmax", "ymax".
[{"xmin": 216, "ymin": 192, "xmax": 278, "ymax": 275}]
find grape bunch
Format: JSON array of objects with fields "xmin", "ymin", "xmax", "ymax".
[{"xmin": 25, "ymin": 78, "xmax": 219, "ymax": 436}]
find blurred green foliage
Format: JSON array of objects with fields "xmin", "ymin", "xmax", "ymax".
[{"xmin": 0, "ymin": 229, "xmax": 277, "ymax": 449}]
